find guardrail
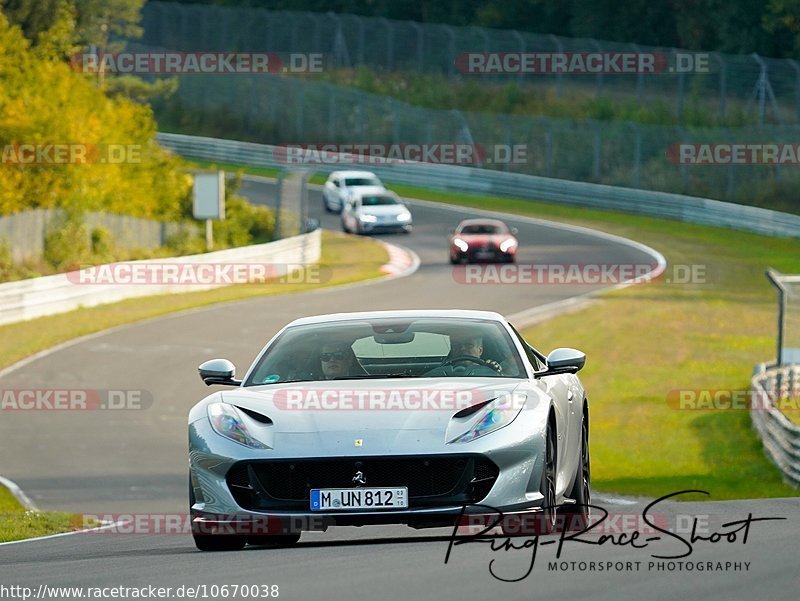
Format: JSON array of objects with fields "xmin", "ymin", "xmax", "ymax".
[
  {"xmin": 0, "ymin": 229, "xmax": 320, "ymax": 326},
  {"xmin": 158, "ymin": 132, "xmax": 800, "ymax": 239},
  {"xmin": 750, "ymin": 363, "xmax": 800, "ymax": 489}
]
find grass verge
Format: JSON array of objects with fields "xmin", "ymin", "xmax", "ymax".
[
  {"xmin": 0, "ymin": 231, "xmax": 388, "ymax": 371},
  {"xmin": 221, "ymin": 162, "xmax": 800, "ymax": 500},
  {"xmin": 0, "ymin": 484, "xmax": 80, "ymax": 543},
  {"xmin": 401, "ymin": 187, "xmax": 800, "ymax": 499}
]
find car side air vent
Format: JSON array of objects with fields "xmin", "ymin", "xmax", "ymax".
[
  {"xmin": 236, "ymin": 406, "xmax": 273, "ymax": 424},
  {"xmin": 453, "ymin": 398, "xmax": 494, "ymax": 419}
]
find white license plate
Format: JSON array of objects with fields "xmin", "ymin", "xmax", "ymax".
[{"xmin": 310, "ymin": 487, "xmax": 408, "ymax": 511}]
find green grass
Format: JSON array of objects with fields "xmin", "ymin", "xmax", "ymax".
[
  {"xmin": 0, "ymin": 485, "xmax": 81, "ymax": 543},
  {"xmin": 0, "ymin": 231, "xmax": 388, "ymax": 370},
  {"xmin": 219, "ymin": 161, "xmax": 799, "ymax": 500}
]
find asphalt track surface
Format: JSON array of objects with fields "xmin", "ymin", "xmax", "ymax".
[{"xmin": 1, "ymin": 182, "xmax": 796, "ymax": 600}]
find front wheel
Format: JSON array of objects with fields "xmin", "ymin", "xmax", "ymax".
[
  {"xmin": 562, "ymin": 409, "xmax": 591, "ymax": 531},
  {"xmin": 190, "ymin": 478, "xmax": 247, "ymax": 551},
  {"xmin": 538, "ymin": 424, "xmax": 558, "ymax": 534},
  {"xmin": 193, "ymin": 534, "xmax": 248, "ymax": 551}
]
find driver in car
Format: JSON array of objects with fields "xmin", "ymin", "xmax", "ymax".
[
  {"xmin": 319, "ymin": 342, "xmax": 368, "ymax": 379},
  {"xmin": 424, "ymin": 333, "xmax": 502, "ymax": 377}
]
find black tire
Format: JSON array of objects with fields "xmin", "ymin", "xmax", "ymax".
[
  {"xmin": 538, "ymin": 423, "xmax": 558, "ymax": 534},
  {"xmin": 193, "ymin": 534, "xmax": 248, "ymax": 551},
  {"xmin": 248, "ymin": 533, "xmax": 301, "ymax": 547},
  {"xmin": 189, "ymin": 476, "xmax": 247, "ymax": 551},
  {"xmin": 563, "ymin": 409, "xmax": 591, "ymax": 532}
]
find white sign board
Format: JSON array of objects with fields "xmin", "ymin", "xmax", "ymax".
[{"xmin": 193, "ymin": 171, "xmax": 225, "ymax": 220}]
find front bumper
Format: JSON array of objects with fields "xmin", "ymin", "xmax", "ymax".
[
  {"xmin": 452, "ymin": 247, "xmax": 514, "ymax": 263},
  {"xmin": 189, "ymin": 410, "xmax": 547, "ymax": 532},
  {"xmin": 359, "ymin": 221, "xmax": 412, "ymax": 234}
]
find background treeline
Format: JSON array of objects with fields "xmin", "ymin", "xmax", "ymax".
[
  {"xmin": 172, "ymin": 0, "xmax": 800, "ymax": 58},
  {"xmin": 0, "ymin": 9, "xmax": 189, "ymax": 219}
]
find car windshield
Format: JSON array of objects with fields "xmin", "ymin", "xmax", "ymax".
[
  {"xmin": 361, "ymin": 195, "xmax": 400, "ymax": 206},
  {"xmin": 245, "ymin": 317, "xmax": 527, "ymax": 385},
  {"xmin": 345, "ymin": 177, "xmax": 381, "ymax": 187},
  {"xmin": 459, "ymin": 224, "xmax": 506, "ymax": 234}
]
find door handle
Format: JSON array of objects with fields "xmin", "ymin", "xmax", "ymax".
[{"xmin": 567, "ymin": 390, "xmax": 574, "ymax": 402}]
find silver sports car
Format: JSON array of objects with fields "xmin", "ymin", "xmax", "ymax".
[{"xmin": 188, "ymin": 310, "xmax": 590, "ymax": 551}]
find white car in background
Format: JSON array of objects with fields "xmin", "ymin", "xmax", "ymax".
[
  {"xmin": 322, "ymin": 170, "xmax": 386, "ymax": 213},
  {"xmin": 341, "ymin": 187, "xmax": 413, "ymax": 235}
]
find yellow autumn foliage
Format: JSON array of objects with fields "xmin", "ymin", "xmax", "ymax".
[{"xmin": 0, "ymin": 13, "xmax": 189, "ymax": 219}]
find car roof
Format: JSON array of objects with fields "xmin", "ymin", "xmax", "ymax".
[
  {"xmin": 456, "ymin": 218, "xmax": 508, "ymax": 227},
  {"xmin": 330, "ymin": 170, "xmax": 381, "ymax": 180},
  {"xmin": 285, "ymin": 309, "xmax": 506, "ymax": 328}
]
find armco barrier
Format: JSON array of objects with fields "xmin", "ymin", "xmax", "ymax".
[
  {"xmin": 750, "ymin": 363, "xmax": 800, "ymax": 489},
  {"xmin": 156, "ymin": 132, "xmax": 800, "ymax": 239},
  {"xmin": 0, "ymin": 229, "xmax": 320, "ymax": 326}
]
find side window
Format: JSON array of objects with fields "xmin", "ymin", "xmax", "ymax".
[{"xmin": 509, "ymin": 324, "xmax": 545, "ymax": 372}]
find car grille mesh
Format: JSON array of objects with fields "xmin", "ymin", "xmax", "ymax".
[{"xmin": 226, "ymin": 455, "xmax": 499, "ymax": 510}]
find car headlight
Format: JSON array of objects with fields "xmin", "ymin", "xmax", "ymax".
[
  {"xmin": 453, "ymin": 238, "xmax": 469, "ymax": 252},
  {"xmin": 397, "ymin": 211, "xmax": 412, "ymax": 222},
  {"xmin": 499, "ymin": 238, "xmax": 517, "ymax": 253},
  {"xmin": 448, "ymin": 394, "xmax": 526, "ymax": 444},
  {"xmin": 359, "ymin": 214, "xmax": 378, "ymax": 223},
  {"xmin": 208, "ymin": 402, "xmax": 269, "ymax": 449}
]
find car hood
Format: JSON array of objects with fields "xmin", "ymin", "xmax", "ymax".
[
  {"xmin": 455, "ymin": 234, "xmax": 511, "ymax": 245},
  {"xmin": 218, "ymin": 379, "xmax": 523, "ymax": 452},
  {"xmin": 358, "ymin": 204, "xmax": 408, "ymax": 217}
]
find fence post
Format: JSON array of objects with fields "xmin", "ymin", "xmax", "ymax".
[
  {"xmin": 410, "ymin": 22, "xmax": 424, "ymax": 73},
  {"xmin": 378, "ymin": 18, "xmax": 394, "ymax": 69},
  {"xmin": 789, "ymin": 59, "xmax": 800, "ymax": 123},
  {"xmin": 675, "ymin": 49, "xmax": 686, "ymax": 119},
  {"xmin": 444, "ymin": 25, "xmax": 456, "ymax": 77},
  {"xmin": 631, "ymin": 43, "xmax": 643, "ymax": 105},
  {"xmin": 513, "ymin": 30, "xmax": 525, "ymax": 86},
  {"xmin": 549, "ymin": 34, "xmax": 563, "ymax": 97},
  {"xmin": 295, "ymin": 82, "xmax": 305, "ymax": 140},
  {"xmin": 715, "ymin": 53, "xmax": 727, "ymax": 119},
  {"xmin": 591, "ymin": 39, "xmax": 604, "ymax": 96},
  {"xmin": 328, "ymin": 86, "xmax": 337, "ymax": 140},
  {"xmin": 630, "ymin": 123, "xmax": 641, "ymax": 188},
  {"xmin": 545, "ymin": 120, "xmax": 553, "ymax": 177},
  {"xmin": 592, "ymin": 123, "xmax": 601, "ymax": 180}
]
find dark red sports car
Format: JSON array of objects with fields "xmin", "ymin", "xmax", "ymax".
[{"xmin": 448, "ymin": 218, "xmax": 519, "ymax": 264}]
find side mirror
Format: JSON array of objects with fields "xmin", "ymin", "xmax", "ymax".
[
  {"xmin": 545, "ymin": 348, "xmax": 586, "ymax": 374},
  {"xmin": 198, "ymin": 359, "xmax": 241, "ymax": 386},
  {"xmin": 510, "ymin": 227, "xmax": 519, "ymax": 236},
  {"xmin": 305, "ymin": 218, "xmax": 320, "ymax": 233}
]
